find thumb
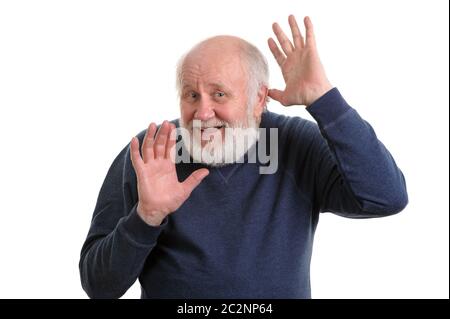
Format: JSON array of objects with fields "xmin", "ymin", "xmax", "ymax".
[
  {"xmin": 268, "ymin": 89, "xmax": 286, "ymax": 105},
  {"xmin": 182, "ymin": 168, "xmax": 210, "ymax": 195}
]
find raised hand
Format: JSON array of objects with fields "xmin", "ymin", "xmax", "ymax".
[
  {"xmin": 268, "ymin": 15, "xmax": 333, "ymax": 107},
  {"xmin": 130, "ymin": 121, "xmax": 209, "ymax": 226}
]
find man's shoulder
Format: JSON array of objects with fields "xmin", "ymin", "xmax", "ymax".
[{"xmin": 261, "ymin": 110, "xmax": 319, "ymax": 137}]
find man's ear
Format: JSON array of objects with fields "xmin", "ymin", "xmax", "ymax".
[{"xmin": 253, "ymin": 85, "xmax": 269, "ymax": 120}]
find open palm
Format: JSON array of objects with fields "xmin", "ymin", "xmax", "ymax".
[
  {"xmin": 130, "ymin": 121, "xmax": 209, "ymax": 226},
  {"xmin": 268, "ymin": 15, "xmax": 332, "ymax": 107}
]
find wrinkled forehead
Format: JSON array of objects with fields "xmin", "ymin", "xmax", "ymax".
[{"xmin": 180, "ymin": 49, "xmax": 248, "ymax": 89}]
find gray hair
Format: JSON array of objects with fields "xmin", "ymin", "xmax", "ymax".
[
  {"xmin": 175, "ymin": 37, "xmax": 269, "ymax": 110},
  {"xmin": 239, "ymin": 40, "xmax": 270, "ymax": 110}
]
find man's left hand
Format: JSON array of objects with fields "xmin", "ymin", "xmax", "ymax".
[{"xmin": 268, "ymin": 15, "xmax": 333, "ymax": 107}]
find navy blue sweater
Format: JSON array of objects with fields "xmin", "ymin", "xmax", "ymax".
[{"xmin": 79, "ymin": 88, "xmax": 408, "ymax": 298}]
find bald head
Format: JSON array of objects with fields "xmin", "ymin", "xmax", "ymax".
[{"xmin": 188, "ymin": 35, "xmax": 247, "ymax": 57}]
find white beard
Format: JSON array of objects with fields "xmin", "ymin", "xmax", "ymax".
[{"xmin": 179, "ymin": 113, "xmax": 260, "ymax": 167}]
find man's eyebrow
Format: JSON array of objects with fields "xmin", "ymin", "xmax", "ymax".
[
  {"xmin": 181, "ymin": 82, "xmax": 232, "ymax": 92},
  {"xmin": 182, "ymin": 84, "xmax": 194, "ymax": 90}
]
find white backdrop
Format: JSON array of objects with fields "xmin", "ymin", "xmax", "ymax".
[{"xmin": 0, "ymin": 0, "xmax": 448, "ymax": 299}]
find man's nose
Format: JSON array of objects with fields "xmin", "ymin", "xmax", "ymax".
[{"xmin": 194, "ymin": 98, "xmax": 215, "ymax": 121}]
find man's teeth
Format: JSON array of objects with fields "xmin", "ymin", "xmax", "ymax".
[{"xmin": 202, "ymin": 126, "xmax": 224, "ymax": 130}]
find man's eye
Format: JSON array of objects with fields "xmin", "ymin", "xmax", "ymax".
[
  {"xmin": 185, "ymin": 92, "xmax": 198, "ymax": 99},
  {"xmin": 215, "ymin": 92, "xmax": 225, "ymax": 98}
]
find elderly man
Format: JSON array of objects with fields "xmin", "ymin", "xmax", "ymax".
[{"xmin": 80, "ymin": 15, "xmax": 408, "ymax": 298}]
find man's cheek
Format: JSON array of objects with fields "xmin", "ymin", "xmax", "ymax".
[{"xmin": 180, "ymin": 108, "xmax": 194, "ymax": 124}]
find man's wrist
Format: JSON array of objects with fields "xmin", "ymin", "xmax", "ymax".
[
  {"xmin": 306, "ymin": 87, "xmax": 352, "ymax": 127},
  {"xmin": 137, "ymin": 204, "xmax": 167, "ymax": 226},
  {"xmin": 305, "ymin": 83, "xmax": 333, "ymax": 107}
]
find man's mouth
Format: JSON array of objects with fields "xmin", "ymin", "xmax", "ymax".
[
  {"xmin": 200, "ymin": 125, "xmax": 225, "ymax": 132},
  {"xmin": 199, "ymin": 125, "xmax": 225, "ymax": 141}
]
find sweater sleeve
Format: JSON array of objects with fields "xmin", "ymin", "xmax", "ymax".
[
  {"xmin": 305, "ymin": 88, "xmax": 408, "ymax": 218},
  {"xmin": 79, "ymin": 136, "xmax": 167, "ymax": 298}
]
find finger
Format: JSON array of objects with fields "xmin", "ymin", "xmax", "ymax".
[
  {"xmin": 268, "ymin": 38, "xmax": 285, "ymax": 66},
  {"xmin": 272, "ymin": 22, "xmax": 294, "ymax": 55},
  {"xmin": 165, "ymin": 123, "xmax": 177, "ymax": 162},
  {"xmin": 154, "ymin": 121, "xmax": 170, "ymax": 159},
  {"xmin": 304, "ymin": 16, "xmax": 316, "ymax": 48},
  {"xmin": 130, "ymin": 136, "xmax": 144, "ymax": 174},
  {"xmin": 182, "ymin": 168, "xmax": 209, "ymax": 195},
  {"xmin": 142, "ymin": 122, "xmax": 157, "ymax": 162},
  {"xmin": 268, "ymin": 89, "xmax": 286, "ymax": 106},
  {"xmin": 288, "ymin": 14, "xmax": 304, "ymax": 49}
]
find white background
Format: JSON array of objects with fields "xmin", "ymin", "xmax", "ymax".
[{"xmin": 0, "ymin": 0, "xmax": 448, "ymax": 299}]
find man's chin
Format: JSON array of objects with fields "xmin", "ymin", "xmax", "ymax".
[
  {"xmin": 191, "ymin": 144, "xmax": 231, "ymax": 167},
  {"xmin": 191, "ymin": 144, "xmax": 252, "ymax": 167}
]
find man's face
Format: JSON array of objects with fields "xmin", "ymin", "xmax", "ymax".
[{"xmin": 179, "ymin": 49, "xmax": 251, "ymax": 147}]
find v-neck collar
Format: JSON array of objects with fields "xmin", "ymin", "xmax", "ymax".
[{"xmin": 213, "ymin": 163, "xmax": 243, "ymax": 184}]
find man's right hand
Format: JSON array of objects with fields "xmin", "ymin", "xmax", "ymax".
[{"xmin": 130, "ymin": 120, "xmax": 209, "ymax": 226}]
